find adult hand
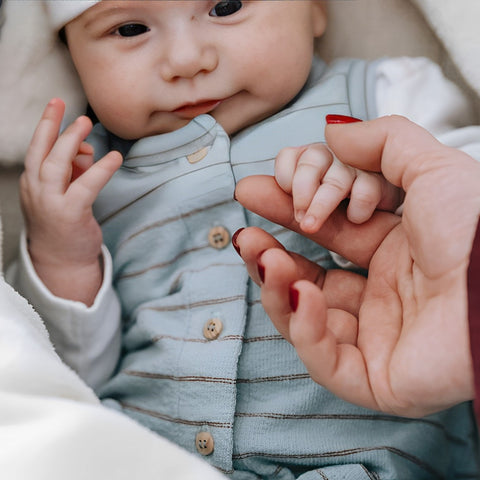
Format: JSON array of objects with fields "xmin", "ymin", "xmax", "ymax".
[{"xmin": 233, "ymin": 115, "xmax": 480, "ymax": 417}]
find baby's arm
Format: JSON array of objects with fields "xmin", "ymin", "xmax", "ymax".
[
  {"xmin": 9, "ymin": 98, "xmax": 123, "ymax": 388},
  {"xmin": 275, "ymin": 142, "xmax": 402, "ymax": 234},
  {"xmin": 20, "ymin": 98, "xmax": 122, "ymax": 306}
]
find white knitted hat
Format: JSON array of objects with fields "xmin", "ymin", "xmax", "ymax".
[{"xmin": 45, "ymin": 0, "xmax": 100, "ymax": 31}]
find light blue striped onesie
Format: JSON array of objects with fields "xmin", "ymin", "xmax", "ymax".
[{"xmin": 90, "ymin": 58, "xmax": 479, "ymax": 479}]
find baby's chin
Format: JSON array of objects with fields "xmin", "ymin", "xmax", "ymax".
[{"xmin": 106, "ymin": 118, "xmax": 192, "ymax": 141}]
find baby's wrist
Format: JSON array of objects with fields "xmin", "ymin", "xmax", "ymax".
[{"xmin": 30, "ymin": 251, "xmax": 104, "ymax": 307}]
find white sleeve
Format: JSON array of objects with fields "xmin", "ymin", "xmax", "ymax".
[
  {"xmin": 0, "ymin": 274, "xmax": 224, "ymax": 480},
  {"xmin": 375, "ymin": 56, "xmax": 480, "ymax": 159},
  {"xmin": 6, "ymin": 231, "xmax": 122, "ymax": 390}
]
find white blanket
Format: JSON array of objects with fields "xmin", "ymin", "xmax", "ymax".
[{"xmin": 412, "ymin": 0, "xmax": 480, "ymax": 99}]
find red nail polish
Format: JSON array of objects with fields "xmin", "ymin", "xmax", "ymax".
[
  {"xmin": 289, "ymin": 284, "xmax": 299, "ymax": 312},
  {"xmin": 257, "ymin": 251, "xmax": 266, "ymax": 283},
  {"xmin": 231, "ymin": 228, "xmax": 244, "ymax": 256},
  {"xmin": 326, "ymin": 114, "xmax": 362, "ymax": 125}
]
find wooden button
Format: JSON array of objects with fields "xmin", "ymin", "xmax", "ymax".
[
  {"xmin": 195, "ymin": 432, "xmax": 214, "ymax": 456},
  {"xmin": 203, "ymin": 318, "xmax": 223, "ymax": 340},
  {"xmin": 187, "ymin": 146, "xmax": 209, "ymax": 164},
  {"xmin": 208, "ymin": 226, "xmax": 230, "ymax": 249}
]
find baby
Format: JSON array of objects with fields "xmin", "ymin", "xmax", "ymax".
[{"xmin": 11, "ymin": 1, "xmax": 479, "ymax": 478}]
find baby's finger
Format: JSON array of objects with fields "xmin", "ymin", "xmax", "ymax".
[
  {"xmin": 349, "ymin": 171, "xmax": 404, "ymax": 223},
  {"xmin": 292, "ymin": 144, "xmax": 333, "ymax": 222},
  {"xmin": 71, "ymin": 154, "xmax": 95, "ymax": 182},
  {"xmin": 300, "ymin": 158, "xmax": 355, "ymax": 233},
  {"xmin": 67, "ymin": 150, "xmax": 123, "ymax": 208},
  {"xmin": 347, "ymin": 171, "xmax": 383, "ymax": 224},
  {"xmin": 275, "ymin": 146, "xmax": 307, "ymax": 194},
  {"xmin": 71, "ymin": 143, "xmax": 95, "ymax": 181},
  {"xmin": 24, "ymin": 98, "xmax": 65, "ymax": 179},
  {"xmin": 39, "ymin": 116, "xmax": 94, "ymax": 192},
  {"xmin": 78, "ymin": 141, "xmax": 94, "ymax": 156}
]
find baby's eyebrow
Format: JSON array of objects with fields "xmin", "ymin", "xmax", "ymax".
[{"xmin": 83, "ymin": 5, "xmax": 140, "ymax": 29}]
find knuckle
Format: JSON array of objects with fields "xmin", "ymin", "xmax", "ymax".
[
  {"xmin": 351, "ymin": 191, "xmax": 377, "ymax": 208},
  {"xmin": 324, "ymin": 178, "xmax": 350, "ymax": 195},
  {"xmin": 279, "ymin": 146, "xmax": 302, "ymax": 156},
  {"xmin": 299, "ymin": 144, "xmax": 332, "ymax": 168}
]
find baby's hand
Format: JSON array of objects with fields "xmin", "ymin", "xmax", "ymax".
[
  {"xmin": 275, "ymin": 143, "xmax": 402, "ymax": 233},
  {"xmin": 20, "ymin": 98, "xmax": 122, "ymax": 304}
]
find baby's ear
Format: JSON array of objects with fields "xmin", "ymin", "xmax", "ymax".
[{"xmin": 311, "ymin": 1, "xmax": 327, "ymax": 38}]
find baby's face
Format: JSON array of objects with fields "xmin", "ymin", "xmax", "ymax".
[{"xmin": 65, "ymin": 1, "xmax": 326, "ymax": 139}]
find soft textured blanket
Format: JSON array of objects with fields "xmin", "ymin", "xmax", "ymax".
[{"xmin": 412, "ymin": 0, "xmax": 480, "ymax": 99}]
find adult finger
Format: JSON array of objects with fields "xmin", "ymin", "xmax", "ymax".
[
  {"xmin": 235, "ymin": 175, "xmax": 400, "ymax": 268},
  {"xmin": 288, "ymin": 279, "xmax": 376, "ymax": 410},
  {"xmin": 234, "ymin": 226, "xmax": 331, "ymax": 288},
  {"xmin": 258, "ymin": 250, "xmax": 359, "ymax": 345},
  {"xmin": 325, "ymin": 115, "xmax": 443, "ymax": 187},
  {"xmin": 235, "ymin": 228, "xmax": 366, "ymax": 314},
  {"xmin": 232, "ymin": 227, "xmax": 286, "ymax": 284},
  {"xmin": 257, "ymin": 248, "xmax": 299, "ymax": 341}
]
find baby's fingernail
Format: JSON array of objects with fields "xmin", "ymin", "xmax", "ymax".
[
  {"xmin": 296, "ymin": 210, "xmax": 306, "ymax": 222},
  {"xmin": 302, "ymin": 215, "xmax": 317, "ymax": 230}
]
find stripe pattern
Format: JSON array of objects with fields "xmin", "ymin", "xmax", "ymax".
[{"xmin": 92, "ymin": 59, "xmax": 479, "ymax": 479}]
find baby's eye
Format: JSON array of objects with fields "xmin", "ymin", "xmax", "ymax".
[
  {"xmin": 209, "ymin": 0, "xmax": 242, "ymax": 17},
  {"xmin": 116, "ymin": 23, "xmax": 149, "ymax": 37}
]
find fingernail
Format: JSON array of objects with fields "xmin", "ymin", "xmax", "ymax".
[
  {"xmin": 231, "ymin": 228, "xmax": 244, "ymax": 256},
  {"xmin": 295, "ymin": 210, "xmax": 306, "ymax": 223},
  {"xmin": 289, "ymin": 284, "xmax": 299, "ymax": 312},
  {"xmin": 257, "ymin": 251, "xmax": 266, "ymax": 283},
  {"xmin": 302, "ymin": 215, "xmax": 316, "ymax": 230},
  {"xmin": 326, "ymin": 114, "xmax": 362, "ymax": 125}
]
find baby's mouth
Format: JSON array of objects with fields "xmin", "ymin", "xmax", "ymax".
[{"xmin": 173, "ymin": 99, "xmax": 222, "ymax": 119}]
